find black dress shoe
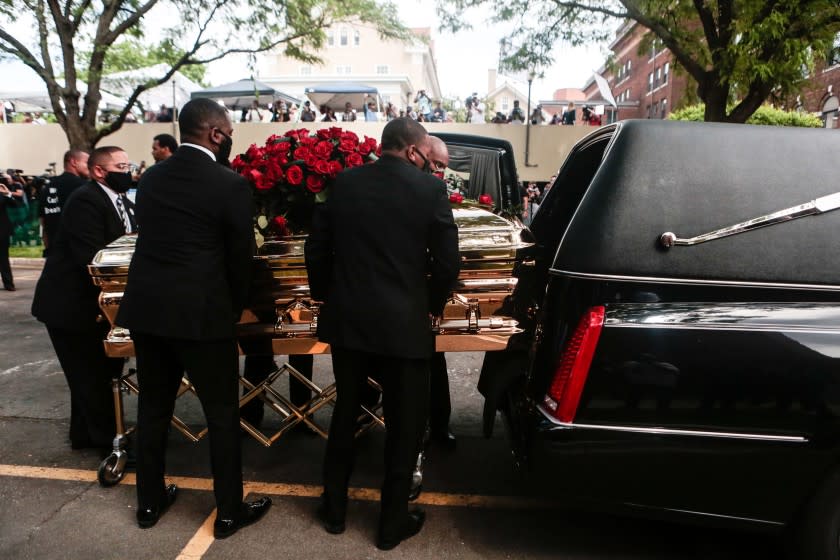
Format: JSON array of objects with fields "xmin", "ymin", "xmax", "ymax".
[
  {"xmin": 213, "ymin": 497, "xmax": 272, "ymax": 539},
  {"xmin": 316, "ymin": 503, "xmax": 345, "ymax": 534},
  {"xmin": 429, "ymin": 429, "xmax": 457, "ymax": 451},
  {"xmin": 4, "ymin": 285, "xmax": 16, "ymax": 292},
  {"xmin": 376, "ymin": 509, "xmax": 425, "ymax": 551},
  {"xmin": 137, "ymin": 484, "xmax": 178, "ymax": 529}
]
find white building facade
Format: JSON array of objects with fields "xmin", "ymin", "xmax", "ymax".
[{"xmin": 257, "ymin": 24, "xmax": 442, "ymax": 112}]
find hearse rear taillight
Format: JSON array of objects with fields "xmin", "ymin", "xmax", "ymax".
[{"xmin": 542, "ymin": 306, "xmax": 605, "ymax": 422}]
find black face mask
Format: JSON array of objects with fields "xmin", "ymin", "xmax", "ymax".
[
  {"xmin": 105, "ymin": 171, "xmax": 133, "ymax": 193},
  {"xmin": 413, "ymin": 148, "xmax": 431, "ymax": 173},
  {"xmin": 215, "ymin": 129, "xmax": 233, "ymax": 167}
]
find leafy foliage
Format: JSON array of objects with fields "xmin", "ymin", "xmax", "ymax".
[
  {"xmin": 436, "ymin": 0, "xmax": 840, "ymax": 123},
  {"xmin": 669, "ymin": 104, "xmax": 823, "ymax": 127},
  {"xmin": 0, "ymin": 0, "xmax": 410, "ymax": 149}
]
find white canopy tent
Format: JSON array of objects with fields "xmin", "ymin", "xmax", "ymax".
[{"xmin": 101, "ymin": 64, "xmax": 201, "ymax": 112}]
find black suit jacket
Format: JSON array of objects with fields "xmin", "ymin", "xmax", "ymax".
[
  {"xmin": 305, "ymin": 154, "xmax": 460, "ymax": 359},
  {"xmin": 32, "ymin": 181, "xmax": 133, "ymax": 330},
  {"xmin": 0, "ymin": 190, "xmax": 21, "ymax": 238},
  {"xmin": 116, "ymin": 146, "xmax": 254, "ymax": 341},
  {"xmin": 39, "ymin": 172, "xmax": 86, "ymax": 245}
]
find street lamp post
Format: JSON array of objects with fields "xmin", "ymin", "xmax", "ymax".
[{"xmin": 525, "ymin": 70, "xmax": 537, "ymax": 167}]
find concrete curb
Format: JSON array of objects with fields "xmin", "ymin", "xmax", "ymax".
[{"xmin": 10, "ymin": 257, "xmax": 45, "ymax": 269}]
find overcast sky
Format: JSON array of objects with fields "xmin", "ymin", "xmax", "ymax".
[
  {"xmin": 3, "ymin": 0, "xmax": 609, "ymax": 101},
  {"xmin": 206, "ymin": 0, "xmax": 609, "ymax": 101}
]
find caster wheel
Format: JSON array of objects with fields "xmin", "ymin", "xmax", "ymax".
[{"xmin": 98, "ymin": 453, "xmax": 126, "ymax": 487}]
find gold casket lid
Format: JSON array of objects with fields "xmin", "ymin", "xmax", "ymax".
[{"xmin": 88, "ymin": 207, "xmax": 532, "ymax": 277}]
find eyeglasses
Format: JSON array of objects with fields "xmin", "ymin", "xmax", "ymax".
[{"xmin": 101, "ymin": 162, "xmax": 137, "ymax": 173}]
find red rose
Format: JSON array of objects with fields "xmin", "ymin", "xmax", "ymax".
[
  {"xmin": 286, "ymin": 165, "xmax": 304, "ymax": 185},
  {"xmin": 265, "ymin": 160, "xmax": 283, "ymax": 182},
  {"xmin": 478, "ymin": 194, "xmax": 494, "ymax": 205},
  {"xmin": 245, "ymin": 144, "xmax": 263, "ymax": 161},
  {"xmin": 345, "ymin": 152, "xmax": 364, "ymax": 167},
  {"xmin": 316, "ymin": 129, "xmax": 332, "ymax": 140},
  {"xmin": 449, "ymin": 192, "xmax": 464, "ymax": 204},
  {"xmin": 306, "ymin": 174, "xmax": 325, "ymax": 193},
  {"xmin": 314, "ymin": 159, "xmax": 332, "ymax": 175},
  {"xmin": 338, "ymin": 138, "xmax": 357, "ymax": 154},
  {"xmin": 267, "ymin": 141, "xmax": 290, "ymax": 156},
  {"xmin": 294, "ymin": 146, "xmax": 311, "ymax": 160},
  {"xmin": 304, "ymin": 153, "xmax": 319, "ymax": 169},
  {"xmin": 358, "ymin": 142, "xmax": 372, "ymax": 156},
  {"xmin": 231, "ymin": 155, "xmax": 245, "ymax": 170},
  {"xmin": 314, "ymin": 141, "xmax": 333, "ymax": 158},
  {"xmin": 329, "ymin": 160, "xmax": 343, "ymax": 177},
  {"xmin": 247, "ymin": 168, "xmax": 264, "ymax": 184},
  {"xmin": 272, "ymin": 215, "xmax": 289, "ymax": 236},
  {"xmin": 365, "ymin": 136, "xmax": 378, "ymax": 149},
  {"xmin": 299, "ymin": 135, "xmax": 318, "ymax": 146},
  {"xmin": 340, "ymin": 130, "xmax": 359, "ymax": 144},
  {"xmin": 329, "ymin": 127, "xmax": 343, "ymax": 139},
  {"xmin": 285, "ymin": 129, "xmax": 300, "ymax": 141}
]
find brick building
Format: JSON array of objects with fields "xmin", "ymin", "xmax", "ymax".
[
  {"xmin": 581, "ymin": 23, "xmax": 840, "ymax": 128},
  {"xmin": 582, "ymin": 22, "xmax": 691, "ymax": 122}
]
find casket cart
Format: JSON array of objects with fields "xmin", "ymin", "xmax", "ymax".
[{"xmin": 87, "ymin": 206, "xmax": 531, "ymax": 485}]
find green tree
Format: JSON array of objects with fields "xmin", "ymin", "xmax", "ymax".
[
  {"xmin": 79, "ymin": 39, "xmax": 208, "ymax": 86},
  {"xmin": 437, "ymin": 0, "xmax": 840, "ymax": 123},
  {"xmin": 0, "ymin": 0, "xmax": 409, "ymax": 150},
  {"xmin": 670, "ymin": 103, "xmax": 823, "ymax": 127}
]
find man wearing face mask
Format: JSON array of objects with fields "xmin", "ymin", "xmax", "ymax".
[
  {"xmin": 32, "ymin": 146, "xmax": 136, "ymax": 453},
  {"xmin": 306, "ymin": 117, "xmax": 459, "ymax": 550},
  {"xmin": 116, "ymin": 98, "xmax": 271, "ymax": 537}
]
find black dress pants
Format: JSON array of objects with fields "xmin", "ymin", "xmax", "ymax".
[
  {"xmin": 47, "ymin": 324, "xmax": 122, "ymax": 448},
  {"xmin": 429, "ymin": 352, "xmax": 451, "ymax": 434},
  {"xmin": 0, "ymin": 234, "xmax": 13, "ymax": 288},
  {"xmin": 132, "ymin": 333, "xmax": 243, "ymax": 517},
  {"xmin": 323, "ymin": 346, "xmax": 429, "ymax": 539}
]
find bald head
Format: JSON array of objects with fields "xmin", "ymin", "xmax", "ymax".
[{"xmin": 428, "ymin": 136, "xmax": 449, "ymax": 176}]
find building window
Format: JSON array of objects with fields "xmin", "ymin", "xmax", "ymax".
[
  {"xmin": 663, "ymin": 62, "xmax": 669, "ymax": 84},
  {"xmin": 340, "ymin": 28, "xmax": 348, "ymax": 46},
  {"xmin": 336, "ymin": 65, "xmax": 352, "ymax": 74},
  {"xmin": 300, "ymin": 65, "xmax": 312, "ymax": 76},
  {"xmin": 500, "ymin": 96, "xmax": 510, "ymax": 112},
  {"xmin": 660, "ymin": 98, "xmax": 668, "ymax": 119},
  {"xmin": 828, "ymin": 33, "xmax": 840, "ymax": 67},
  {"xmin": 655, "ymin": 67, "xmax": 661, "ymax": 88},
  {"xmin": 376, "ymin": 65, "xmax": 389, "ymax": 75},
  {"xmin": 327, "ymin": 31, "xmax": 335, "ymax": 47},
  {"xmin": 648, "ymin": 72, "xmax": 653, "ymax": 93},
  {"xmin": 354, "ymin": 30, "xmax": 360, "ymax": 47}
]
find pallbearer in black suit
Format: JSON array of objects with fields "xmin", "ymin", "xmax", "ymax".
[
  {"xmin": 32, "ymin": 146, "xmax": 135, "ymax": 450},
  {"xmin": 306, "ymin": 117, "xmax": 460, "ymax": 550},
  {"xmin": 116, "ymin": 99, "xmax": 271, "ymax": 537}
]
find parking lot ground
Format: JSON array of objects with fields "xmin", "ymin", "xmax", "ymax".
[{"xmin": 0, "ymin": 263, "xmax": 787, "ymax": 559}]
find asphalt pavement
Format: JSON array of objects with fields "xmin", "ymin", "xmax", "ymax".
[{"xmin": 0, "ymin": 261, "xmax": 785, "ymax": 559}]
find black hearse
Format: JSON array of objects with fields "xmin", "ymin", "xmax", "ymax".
[{"xmin": 480, "ymin": 120, "xmax": 840, "ymax": 559}]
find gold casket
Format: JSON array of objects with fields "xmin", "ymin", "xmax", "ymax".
[{"xmin": 88, "ymin": 207, "xmax": 530, "ymax": 356}]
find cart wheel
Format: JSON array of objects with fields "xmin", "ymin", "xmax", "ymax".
[{"xmin": 98, "ymin": 453, "xmax": 126, "ymax": 487}]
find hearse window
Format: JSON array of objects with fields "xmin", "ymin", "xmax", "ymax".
[
  {"xmin": 532, "ymin": 128, "xmax": 615, "ymax": 254},
  {"xmin": 443, "ymin": 145, "xmax": 503, "ymax": 207}
]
